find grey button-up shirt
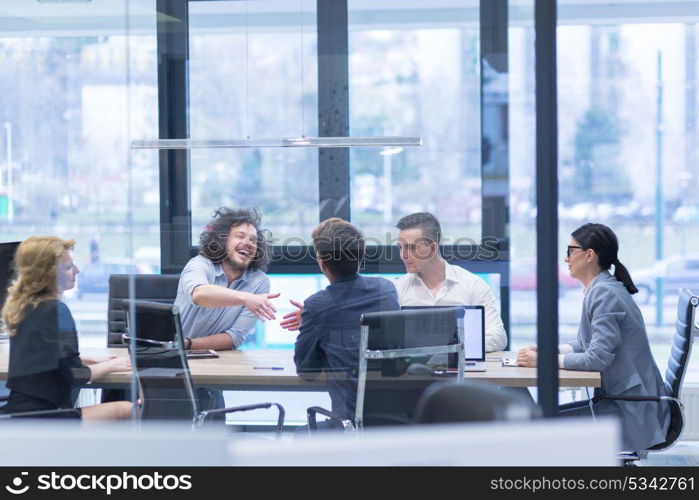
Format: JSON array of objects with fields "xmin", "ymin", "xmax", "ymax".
[{"xmin": 174, "ymin": 255, "xmax": 270, "ymax": 348}]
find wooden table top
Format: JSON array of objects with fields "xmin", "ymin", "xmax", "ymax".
[{"xmin": 0, "ymin": 345, "xmax": 600, "ymax": 389}]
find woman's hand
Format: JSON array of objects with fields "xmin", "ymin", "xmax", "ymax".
[
  {"xmin": 279, "ymin": 299, "xmax": 304, "ymax": 331},
  {"xmin": 103, "ymin": 356, "xmax": 132, "ymax": 373},
  {"xmin": 88, "ymin": 356, "xmax": 132, "ymax": 382},
  {"xmin": 243, "ymin": 292, "xmax": 280, "ymax": 321},
  {"xmin": 81, "ymin": 354, "xmax": 118, "ymax": 365},
  {"xmin": 516, "ymin": 347, "xmax": 538, "ymax": 367}
]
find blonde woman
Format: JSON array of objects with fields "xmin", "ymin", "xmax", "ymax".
[{"xmin": 1, "ymin": 236, "xmax": 132, "ymax": 420}]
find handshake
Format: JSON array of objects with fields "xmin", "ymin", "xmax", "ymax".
[{"xmin": 242, "ymin": 292, "xmax": 303, "ymax": 331}]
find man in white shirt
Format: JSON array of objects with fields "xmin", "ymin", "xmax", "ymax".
[{"xmin": 394, "ymin": 212, "xmax": 508, "ymax": 352}]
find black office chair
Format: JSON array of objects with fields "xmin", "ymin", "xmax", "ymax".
[
  {"xmin": 591, "ymin": 288, "xmax": 698, "ymax": 463},
  {"xmin": 415, "ymin": 380, "xmax": 541, "ymax": 424},
  {"xmin": 306, "ymin": 308, "xmax": 466, "ymax": 432},
  {"xmin": 102, "ymin": 274, "xmax": 180, "ymax": 404},
  {"xmin": 107, "ymin": 274, "xmax": 180, "ymax": 347},
  {"xmin": 122, "ymin": 300, "xmax": 285, "ymax": 437},
  {"xmin": 0, "ymin": 395, "xmax": 81, "ymax": 420}
]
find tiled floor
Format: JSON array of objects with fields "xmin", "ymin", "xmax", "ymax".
[{"xmin": 638, "ymin": 441, "xmax": 699, "ymax": 466}]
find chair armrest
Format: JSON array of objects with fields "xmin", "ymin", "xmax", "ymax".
[
  {"xmin": 306, "ymin": 406, "xmax": 348, "ymax": 432},
  {"xmin": 596, "ymin": 394, "xmax": 684, "ymax": 410},
  {"xmin": 194, "ymin": 402, "xmax": 286, "ymax": 437},
  {"xmin": 121, "ymin": 334, "xmax": 174, "ymax": 349},
  {"xmin": 0, "ymin": 408, "xmax": 82, "ymax": 419},
  {"xmin": 0, "ymin": 396, "xmax": 8, "ymax": 403}
]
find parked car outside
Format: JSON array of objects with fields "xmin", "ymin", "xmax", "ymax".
[
  {"xmin": 65, "ymin": 258, "xmax": 155, "ymax": 299},
  {"xmin": 510, "ymin": 258, "xmax": 581, "ymax": 293},
  {"xmin": 632, "ymin": 254, "xmax": 699, "ymax": 304}
]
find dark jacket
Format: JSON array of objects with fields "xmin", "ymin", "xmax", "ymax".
[
  {"xmin": 5, "ymin": 300, "xmax": 91, "ymax": 411},
  {"xmin": 294, "ymin": 275, "xmax": 400, "ymax": 419}
]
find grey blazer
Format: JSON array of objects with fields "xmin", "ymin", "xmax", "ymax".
[{"xmin": 563, "ymin": 271, "xmax": 670, "ymax": 452}]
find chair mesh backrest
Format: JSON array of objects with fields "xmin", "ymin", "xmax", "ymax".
[
  {"xmin": 123, "ymin": 300, "xmax": 197, "ymax": 420},
  {"xmin": 664, "ymin": 289, "xmax": 698, "ymax": 399},
  {"xmin": 107, "ymin": 274, "xmax": 180, "ymax": 346},
  {"xmin": 357, "ymin": 308, "xmax": 464, "ymax": 426}
]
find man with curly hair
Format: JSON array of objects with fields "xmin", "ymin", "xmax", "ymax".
[{"xmin": 175, "ymin": 207, "xmax": 279, "ymax": 352}]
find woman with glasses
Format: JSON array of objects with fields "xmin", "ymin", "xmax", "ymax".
[
  {"xmin": 516, "ymin": 223, "xmax": 670, "ymax": 453},
  {"xmin": 1, "ymin": 236, "xmax": 132, "ymax": 420}
]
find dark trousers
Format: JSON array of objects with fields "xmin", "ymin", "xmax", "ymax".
[{"xmin": 196, "ymin": 388, "xmax": 226, "ymax": 422}]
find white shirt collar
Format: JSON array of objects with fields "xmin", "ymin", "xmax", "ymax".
[{"xmin": 413, "ymin": 259, "xmax": 458, "ymax": 287}]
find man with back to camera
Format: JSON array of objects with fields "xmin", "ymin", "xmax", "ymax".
[
  {"xmin": 394, "ymin": 212, "xmax": 507, "ymax": 352},
  {"xmin": 175, "ymin": 207, "xmax": 280, "ymax": 411},
  {"xmin": 292, "ymin": 218, "xmax": 400, "ymax": 427}
]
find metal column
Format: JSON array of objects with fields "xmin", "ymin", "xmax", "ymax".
[
  {"xmin": 157, "ymin": 0, "xmax": 192, "ymax": 274},
  {"xmin": 535, "ymin": 0, "xmax": 560, "ymax": 417},
  {"xmin": 317, "ymin": 0, "xmax": 351, "ymax": 222}
]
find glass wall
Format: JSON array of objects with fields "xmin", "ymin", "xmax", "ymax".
[
  {"xmin": 556, "ymin": 4, "xmax": 699, "ymax": 382},
  {"xmin": 506, "ymin": 1, "xmax": 699, "ymax": 384},
  {"xmin": 188, "ymin": 0, "xmax": 319, "ymax": 244},
  {"xmin": 508, "ymin": 0, "xmax": 538, "ymax": 352},
  {"xmin": 348, "ymin": 0, "xmax": 482, "ymax": 243},
  {"xmin": 185, "ymin": 1, "xmax": 508, "ymax": 353},
  {"xmin": 0, "ymin": 1, "xmax": 159, "ymax": 348},
  {"xmin": 2, "ymin": 0, "xmax": 696, "ymax": 436}
]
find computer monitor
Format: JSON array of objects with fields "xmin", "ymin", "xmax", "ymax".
[
  {"xmin": 401, "ymin": 305, "xmax": 485, "ymax": 361},
  {"xmin": 0, "ymin": 242, "xmax": 21, "ymax": 319}
]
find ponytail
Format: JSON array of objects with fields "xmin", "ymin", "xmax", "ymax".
[
  {"xmin": 572, "ymin": 223, "xmax": 638, "ymax": 296},
  {"xmin": 613, "ymin": 259, "xmax": 638, "ymax": 295}
]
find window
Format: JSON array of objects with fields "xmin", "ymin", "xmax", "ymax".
[
  {"xmin": 556, "ymin": 7, "xmax": 699, "ymax": 381},
  {"xmin": 348, "ymin": 1, "xmax": 482, "ymax": 243},
  {"xmin": 0, "ymin": 0, "xmax": 159, "ymax": 347},
  {"xmin": 188, "ymin": 0, "xmax": 319, "ymax": 245}
]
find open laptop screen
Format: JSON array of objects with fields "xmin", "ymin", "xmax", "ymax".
[{"xmin": 401, "ymin": 305, "xmax": 485, "ymax": 361}]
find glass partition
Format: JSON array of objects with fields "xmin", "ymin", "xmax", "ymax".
[
  {"xmin": 509, "ymin": 0, "xmax": 537, "ymax": 353},
  {"xmin": 188, "ymin": 0, "xmax": 319, "ymax": 244},
  {"xmin": 348, "ymin": 0, "xmax": 482, "ymax": 242},
  {"xmin": 0, "ymin": 0, "xmax": 159, "ymax": 349},
  {"xmin": 0, "ymin": 0, "xmax": 157, "ymax": 433},
  {"xmin": 556, "ymin": 3, "xmax": 699, "ymax": 383}
]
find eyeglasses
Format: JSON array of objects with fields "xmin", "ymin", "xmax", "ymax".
[{"xmin": 566, "ymin": 245, "xmax": 584, "ymax": 257}]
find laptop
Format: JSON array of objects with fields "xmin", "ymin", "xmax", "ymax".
[{"xmin": 401, "ymin": 305, "xmax": 486, "ymax": 372}]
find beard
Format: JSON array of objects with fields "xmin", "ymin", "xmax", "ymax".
[{"xmin": 225, "ymin": 252, "xmax": 251, "ymax": 272}]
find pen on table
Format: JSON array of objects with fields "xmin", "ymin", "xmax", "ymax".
[{"xmin": 253, "ymin": 366, "xmax": 284, "ymax": 370}]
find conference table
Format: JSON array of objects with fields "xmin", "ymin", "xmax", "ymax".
[{"xmin": 0, "ymin": 345, "xmax": 600, "ymax": 391}]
